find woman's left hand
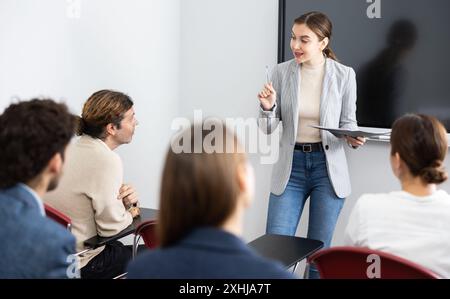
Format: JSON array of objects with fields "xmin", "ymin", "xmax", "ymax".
[{"xmin": 345, "ymin": 136, "xmax": 366, "ymax": 148}]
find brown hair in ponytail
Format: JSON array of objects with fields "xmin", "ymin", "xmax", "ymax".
[
  {"xmin": 390, "ymin": 114, "xmax": 448, "ymax": 184},
  {"xmin": 294, "ymin": 11, "xmax": 338, "ymax": 61}
]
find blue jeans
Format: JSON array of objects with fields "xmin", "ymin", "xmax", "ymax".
[{"xmin": 266, "ymin": 149, "xmax": 345, "ymax": 279}]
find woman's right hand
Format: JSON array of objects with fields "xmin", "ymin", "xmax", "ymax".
[{"xmin": 258, "ymin": 82, "xmax": 277, "ymax": 111}]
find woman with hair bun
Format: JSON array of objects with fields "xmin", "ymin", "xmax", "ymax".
[{"xmin": 344, "ymin": 114, "xmax": 450, "ymax": 278}]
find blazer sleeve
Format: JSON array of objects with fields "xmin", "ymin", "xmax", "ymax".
[
  {"xmin": 258, "ymin": 64, "xmax": 282, "ymax": 134},
  {"xmin": 41, "ymin": 228, "xmax": 77, "ymax": 279},
  {"xmin": 339, "ymin": 67, "xmax": 358, "ymax": 131},
  {"xmin": 49, "ymin": 236, "xmax": 80, "ymax": 278}
]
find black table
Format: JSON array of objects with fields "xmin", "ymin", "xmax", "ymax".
[
  {"xmin": 248, "ymin": 234, "xmax": 324, "ymax": 269},
  {"xmin": 83, "ymin": 207, "xmax": 158, "ymax": 249}
]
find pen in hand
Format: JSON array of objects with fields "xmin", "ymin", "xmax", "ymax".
[{"xmin": 258, "ymin": 65, "xmax": 276, "ymax": 111}]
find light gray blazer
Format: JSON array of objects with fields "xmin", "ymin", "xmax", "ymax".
[{"xmin": 259, "ymin": 58, "xmax": 357, "ymax": 198}]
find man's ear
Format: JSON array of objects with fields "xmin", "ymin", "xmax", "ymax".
[
  {"xmin": 106, "ymin": 123, "xmax": 116, "ymax": 137},
  {"xmin": 47, "ymin": 152, "xmax": 64, "ymax": 175}
]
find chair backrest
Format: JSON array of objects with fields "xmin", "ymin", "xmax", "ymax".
[
  {"xmin": 307, "ymin": 246, "xmax": 440, "ymax": 279},
  {"xmin": 135, "ymin": 220, "xmax": 158, "ymax": 249},
  {"xmin": 133, "ymin": 220, "xmax": 158, "ymax": 258},
  {"xmin": 44, "ymin": 203, "xmax": 72, "ymax": 231}
]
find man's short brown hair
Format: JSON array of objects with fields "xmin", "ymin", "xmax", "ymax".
[{"xmin": 77, "ymin": 90, "xmax": 133, "ymax": 139}]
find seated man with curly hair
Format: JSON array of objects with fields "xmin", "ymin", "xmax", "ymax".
[{"xmin": 0, "ymin": 99, "xmax": 77, "ymax": 278}]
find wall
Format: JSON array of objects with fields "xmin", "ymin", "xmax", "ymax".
[
  {"xmin": 0, "ymin": 0, "xmax": 181, "ymax": 210},
  {"xmin": 179, "ymin": 0, "xmax": 280, "ymax": 241}
]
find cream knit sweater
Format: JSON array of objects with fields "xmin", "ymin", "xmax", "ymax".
[
  {"xmin": 44, "ymin": 135, "xmax": 133, "ymax": 268},
  {"xmin": 296, "ymin": 60, "xmax": 325, "ymax": 143}
]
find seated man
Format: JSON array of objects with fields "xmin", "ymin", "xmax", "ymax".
[
  {"xmin": 44, "ymin": 90, "xmax": 140, "ymax": 279},
  {"xmin": 344, "ymin": 114, "xmax": 450, "ymax": 278},
  {"xmin": 0, "ymin": 99, "xmax": 77, "ymax": 278}
]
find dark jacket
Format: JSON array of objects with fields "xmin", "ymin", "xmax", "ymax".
[{"xmin": 127, "ymin": 227, "xmax": 295, "ymax": 279}]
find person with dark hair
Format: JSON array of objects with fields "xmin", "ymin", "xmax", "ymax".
[
  {"xmin": 257, "ymin": 11, "xmax": 366, "ymax": 278},
  {"xmin": 344, "ymin": 114, "xmax": 450, "ymax": 278},
  {"xmin": 44, "ymin": 90, "xmax": 140, "ymax": 279},
  {"xmin": 0, "ymin": 99, "xmax": 77, "ymax": 278},
  {"xmin": 127, "ymin": 121, "xmax": 295, "ymax": 279}
]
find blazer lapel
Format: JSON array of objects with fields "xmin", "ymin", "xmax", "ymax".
[
  {"xmin": 320, "ymin": 58, "xmax": 334, "ymax": 126},
  {"xmin": 289, "ymin": 61, "xmax": 300, "ymax": 136}
]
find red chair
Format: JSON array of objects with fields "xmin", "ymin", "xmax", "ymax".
[
  {"xmin": 44, "ymin": 203, "xmax": 128, "ymax": 279},
  {"xmin": 44, "ymin": 203, "xmax": 72, "ymax": 231},
  {"xmin": 132, "ymin": 220, "xmax": 158, "ymax": 258},
  {"xmin": 307, "ymin": 246, "xmax": 440, "ymax": 279},
  {"xmin": 44, "ymin": 203, "xmax": 90, "ymax": 254}
]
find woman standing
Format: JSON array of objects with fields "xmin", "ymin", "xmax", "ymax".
[{"xmin": 258, "ymin": 11, "xmax": 365, "ymax": 278}]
